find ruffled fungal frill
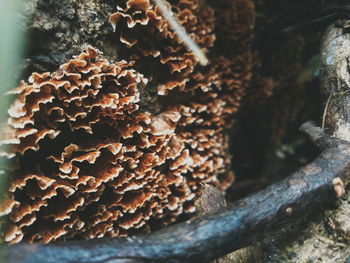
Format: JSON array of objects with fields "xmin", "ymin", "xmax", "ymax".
[
  {"xmin": 0, "ymin": 40, "xmax": 241, "ymax": 243},
  {"xmin": 109, "ymin": 0, "xmax": 216, "ymax": 95},
  {"xmin": 0, "ymin": 0, "xmax": 254, "ymax": 244}
]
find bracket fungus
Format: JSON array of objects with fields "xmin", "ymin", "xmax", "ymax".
[{"xmin": 0, "ymin": 0, "xmax": 255, "ymax": 244}]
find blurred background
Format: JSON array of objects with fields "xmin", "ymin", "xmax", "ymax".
[{"xmin": 0, "ymin": 0, "xmax": 25, "ymax": 204}]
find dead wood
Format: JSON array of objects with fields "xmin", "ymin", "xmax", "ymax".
[{"xmin": 259, "ymin": 20, "xmax": 350, "ymax": 262}]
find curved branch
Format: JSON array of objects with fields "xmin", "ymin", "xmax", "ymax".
[
  {"xmin": 1, "ymin": 126, "xmax": 350, "ymax": 263},
  {"xmin": 300, "ymin": 121, "xmax": 336, "ymax": 150}
]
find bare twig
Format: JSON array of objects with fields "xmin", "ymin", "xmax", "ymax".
[
  {"xmin": 151, "ymin": 0, "xmax": 208, "ymax": 66},
  {"xmin": 321, "ymin": 94, "xmax": 332, "ymax": 131}
]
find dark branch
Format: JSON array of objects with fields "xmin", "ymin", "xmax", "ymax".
[
  {"xmin": 299, "ymin": 121, "xmax": 336, "ymax": 150},
  {"xmin": 1, "ymin": 122, "xmax": 350, "ymax": 263}
]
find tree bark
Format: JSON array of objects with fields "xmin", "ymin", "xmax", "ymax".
[{"xmin": 259, "ymin": 20, "xmax": 350, "ymax": 262}]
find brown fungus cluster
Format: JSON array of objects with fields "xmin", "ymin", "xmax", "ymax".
[
  {"xmin": 0, "ymin": 0, "xmax": 254, "ymax": 244},
  {"xmin": 109, "ymin": 0, "xmax": 216, "ymax": 95}
]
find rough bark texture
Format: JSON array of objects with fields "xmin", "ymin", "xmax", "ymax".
[
  {"xmin": 258, "ymin": 20, "xmax": 350, "ymax": 263},
  {"xmin": 321, "ymin": 21, "xmax": 350, "ymax": 141},
  {"xmin": 21, "ymin": 0, "xmax": 117, "ymax": 82}
]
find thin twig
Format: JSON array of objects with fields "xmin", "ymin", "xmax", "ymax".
[
  {"xmin": 152, "ymin": 0, "xmax": 209, "ymax": 66},
  {"xmin": 322, "ymin": 94, "xmax": 332, "ymax": 131}
]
